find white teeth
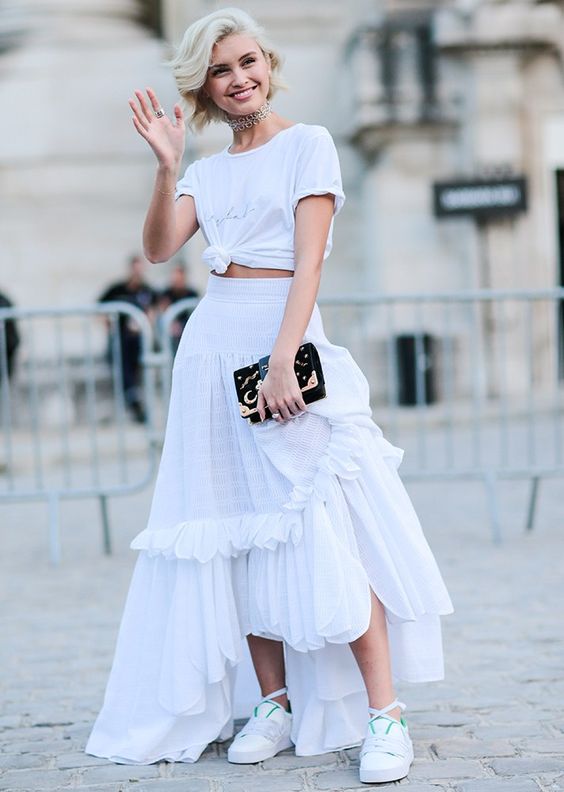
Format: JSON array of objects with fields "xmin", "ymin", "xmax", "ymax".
[{"xmin": 232, "ymin": 87, "xmax": 254, "ymax": 98}]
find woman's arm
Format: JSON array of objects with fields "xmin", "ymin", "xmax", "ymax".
[
  {"xmin": 257, "ymin": 193, "xmax": 335, "ymax": 422},
  {"xmin": 129, "ymin": 88, "xmax": 199, "ymax": 264},
  {"xmin": 143, "ymin": 174, "xmax": 199, "ymax": 264}
]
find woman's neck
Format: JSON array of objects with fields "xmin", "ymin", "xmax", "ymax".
[{"xmin": 229, "ymin": 112, "xmax": 292, "ymax": 152}]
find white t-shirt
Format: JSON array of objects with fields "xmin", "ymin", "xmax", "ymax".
[{"xmin": 175, "ymin": 123, "xmax": 345, "ymax": 274}]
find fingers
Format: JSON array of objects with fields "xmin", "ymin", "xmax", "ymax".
[
  {"xmin": 264, "ymin": 395, "xmax": 307, "ymax": 423},
  {"xmin": 134, "ymin": 89, "xmax": 155, "ymax": 122},
  {"xmin": 284, "ymin": 397, "xmax": 307, "ymax": 418},
  {"xmin": 146, "ymin": 87, "xmax": 164, "ymax": 114},
  {"xmin": 257, "ymin": 389, "xmax": 267, "ymax": 422},
  {"xmin": 132, "ymin": 114, "xmax": 154, "ymax": 142},
  {"xmin": 260, "ymin": 390, "xmax": 284, "ymax": 422},
  {"xmin": 173, "ymin": 103, "xmax": 185, "ymax": 128},
  {"xmin": 273, "ymin": 402, "xmax": 291, "ymax": 421},
  {"xmin": 294, "ymin": 394, "xmax": 307, "ymax": 413},
  {"xmin": 129, "ymin": 98, "xmax": 149, "ymax": 131}
]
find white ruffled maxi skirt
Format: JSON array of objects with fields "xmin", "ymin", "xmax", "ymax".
[{"xmin": 85, "ymin": 275, "xmax": 453, "ymax": 764}]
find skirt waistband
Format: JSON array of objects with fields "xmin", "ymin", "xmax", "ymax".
[{"xmin": 204, "ymin": 274, "xmax": 293, "ymax": 303}]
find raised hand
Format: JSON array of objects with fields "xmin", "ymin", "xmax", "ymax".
[{"xmin": 129, "ymin": 87, "xmax": 185, "ymax": 170}]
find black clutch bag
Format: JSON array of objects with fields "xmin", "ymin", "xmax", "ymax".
[{"xmin": 233, "ymin": 342, "xmax": 326, "ymax": 424}]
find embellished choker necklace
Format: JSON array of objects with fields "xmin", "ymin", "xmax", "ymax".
[{"xmin": 224, "ymin": 100, "xmax": 273, "ymax": 132}]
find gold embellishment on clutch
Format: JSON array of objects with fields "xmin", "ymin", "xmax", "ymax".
[
  {"xmin": 241, "ymin": 371, "xmax": 259, "ymax": 389},
  {"xmin": 302, "ymin": 371, "xmax": 318, "ymax": 391},
  {"xmin": 239, "ymin": 403, "xmax": 259, "ymax": 418},
  {"xmin": 243, "ymin": 389, "xmax": 258, "ymax": 405}
]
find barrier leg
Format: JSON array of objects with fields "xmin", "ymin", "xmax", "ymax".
[
  {"xmin": 99, "ymin": 494, "xmax": 112, "ymax": 555},
  {"xmin": 483, "ymin": 472, "xmax": 502, "ymax": 544},
  {"xmin": 48, "ymin": 492, "xmax": 61, "ymax": 565},
  {"xmin": 525, "ymin": 476, "xmax": 540, "ymax": 533}
]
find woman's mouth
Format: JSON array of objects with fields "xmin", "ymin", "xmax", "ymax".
[{"xmin": 229, "ymin": 86, "xmax": 256, "ymax": 101}]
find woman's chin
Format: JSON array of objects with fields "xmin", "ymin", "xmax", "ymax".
[{"xmin": 224, "ymin": 96, "xmax": 266, "ymax": 116}]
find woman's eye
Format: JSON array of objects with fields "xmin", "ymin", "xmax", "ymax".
[{"xmin": 210, "ymin": 57, "xmax": 254, "ymax": 76}]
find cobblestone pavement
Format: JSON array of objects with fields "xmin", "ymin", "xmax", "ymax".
[{"xmin": 1, "ymin": 464, "xmax": 563, "ymax": 791}]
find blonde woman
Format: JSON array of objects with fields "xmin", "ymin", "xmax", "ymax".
[{"xmin": 86, "ymin": 7, "xmax": 453, "ymax": 784}]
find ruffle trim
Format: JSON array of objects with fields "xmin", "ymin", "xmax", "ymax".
[{"xmin": 130, "ymin": 421, "xmax": 403, "ymax": 564}]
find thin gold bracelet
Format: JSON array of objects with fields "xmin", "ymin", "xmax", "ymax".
[{"xmin": 156, "ymin": 186, "xmax": 176, "ymax": 196}]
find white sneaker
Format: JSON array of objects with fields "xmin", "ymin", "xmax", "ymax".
[
  {"xmin": 359, "ymin": 699, "xmax": 414, "ymax": 784},
  {"xmin": 227, "ymin": 686, "xmax": 293, "ymax": 764}
]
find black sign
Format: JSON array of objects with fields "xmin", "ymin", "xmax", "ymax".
[{"xmin": 433, "ymin": 177, "xmax": 528, "ymax": 219}]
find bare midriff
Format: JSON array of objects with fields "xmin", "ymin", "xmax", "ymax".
[{"xmin": 212, "ymin": 263, "xmax": 293, "ymax": 278}]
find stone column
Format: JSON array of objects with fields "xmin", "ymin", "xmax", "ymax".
[{"xmin": 0, "ymin": 0, "xmax": 181, "ymax": 331}]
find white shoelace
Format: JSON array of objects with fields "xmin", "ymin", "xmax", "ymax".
[
  {"xmin": 238, "ymin": 716, "xmax": 285, "ymax": 742},
  {"xmin": 360, "ymin": 732, "xmax": 411, "ymax": 759},
  {"xmin": 235, "ymin": 686, "xmax": 289, "ymax": 743},
  {"xmin": 367, "ymin": 699, "xmax": 406, "ymax": 720}
]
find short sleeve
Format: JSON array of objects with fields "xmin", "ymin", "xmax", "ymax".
[
  {"xmin": 175, "ymin": 162, "xmax": 197, "ymax": 201},
  {"xmin": 292, "ymin": 129, "xmax": 345, "ymax": 215}
]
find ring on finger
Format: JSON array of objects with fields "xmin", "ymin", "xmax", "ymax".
[
  {"xmin": 271, "ymin": 411, "xmax": 281, "ymax": 419},
  {"xmin": 154, "ymin": 107, "xmax": 166, "ymax": 118}
]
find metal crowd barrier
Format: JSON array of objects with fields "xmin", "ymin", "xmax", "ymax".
[
  {"xmin": 160, "ymin": 288, "xmax": 564, "ymax": 543},
  {"xmin": 157, "ymin": 297, "xmax": 200, "ymax": 410},
  {"xmin": 2, "ymin": 289, "xmax": 563, "ymax": 560},
  {"xmin": 317, "ymin": 288, "xmax": 564, "ymax": 542},
  {"xmin": 0, "ymin": 303, "xmax": 159, "ymax": 563}
]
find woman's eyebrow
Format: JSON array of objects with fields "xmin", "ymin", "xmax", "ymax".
[{"xmin": 209, "ymin": 51, "xmax": 258, "ymax": 69}]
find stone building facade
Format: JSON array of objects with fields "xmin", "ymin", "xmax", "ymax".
[
  {"xmin": 1, "ymin": 0, "xmax": 564, "ymax": 390},
  {"xmin": 2, "ymin": 0, "xmax": 564, "ymax": 300},
  {"xmin": 0, "ymin": 0, "xmax": 179, "ymax": 310}
]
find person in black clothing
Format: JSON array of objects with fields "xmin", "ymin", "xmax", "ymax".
[
  {"xmin": 99, "ymin": 254, "xmax": 158, "ymax": 422},
  {"xmin": 0, "ymin": 290, "xmax": 20, "ymax": 383},
  {"xmin": 158, "ymin": 263, "xmax": 199, "ymax": 355}
]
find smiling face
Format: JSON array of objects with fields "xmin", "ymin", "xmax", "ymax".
[{"xmin": 203, "ymin": 33, "xmax": 271, "ymax": 118}]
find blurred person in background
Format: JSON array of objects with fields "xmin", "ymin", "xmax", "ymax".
[
  {"xmin": 86, "ymin": 7, "xmax": 453, "ymax": 785},
  {"xmin": 158, "ymin": 262, "xmax": 199, "ymax": 355},
  {"xmin": 0, "ymin": 289, "xmax": 20, "ymax": 383},
  {"xmin": 98, "ymin": 254, "xmax": 158, "ymax": 423}
]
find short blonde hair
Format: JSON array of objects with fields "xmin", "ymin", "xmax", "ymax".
[{"xmin": 169, "ymin": 7, "xmax": 285, "ymax": 132}]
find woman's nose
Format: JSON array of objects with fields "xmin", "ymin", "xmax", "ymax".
[{"xmin": 231, "ymin": 67, "xmax": 248, "ymax": 85}]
